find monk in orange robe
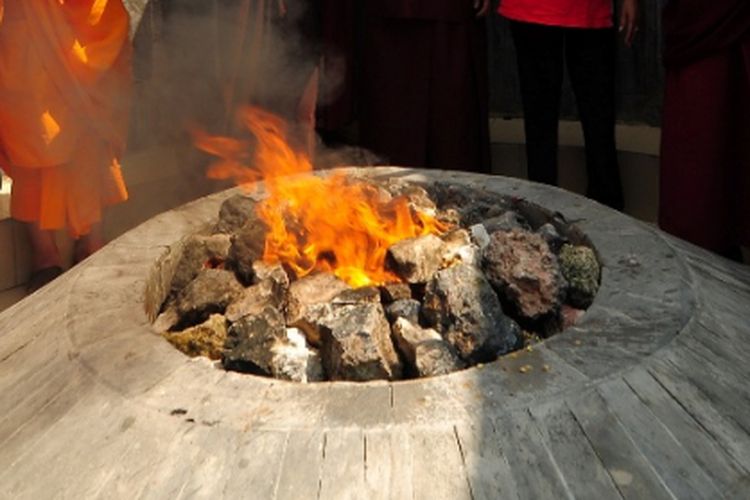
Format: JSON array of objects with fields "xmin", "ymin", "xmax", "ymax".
[{"xmin": 0, "ymin": 0, "xmax": 131, "ymax": 290}]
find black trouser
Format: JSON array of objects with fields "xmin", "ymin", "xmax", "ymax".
[{"xmin": 510, "ymin": 21, "xmax": 624, "ymax": 210}]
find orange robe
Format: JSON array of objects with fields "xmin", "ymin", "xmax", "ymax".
[{"xmin": 0, "ymin": 0, "xmax": 131, "ymax": 237}]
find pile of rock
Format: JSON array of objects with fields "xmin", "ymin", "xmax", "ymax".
[{"xmin": 156, "ymin": 180, "xmax": 600, "ymax": 382}]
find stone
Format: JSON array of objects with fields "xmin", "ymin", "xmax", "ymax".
[
  {"xmin": 422, "ymin": 264, "xmax": 519, "ymax": 362},
  {"xmin": 468, "ymin": 223, "xmax": 491, "ymax": 250},
  {"xmin": 321, "ymin": 303, "xmax": 402, "ymax": 381},
  {"xmin": 482, "ymin": 230, "xmax": 565, "ymax": 320},
  {"xmin": 561, "ymin": 304, "xmax": 586, "ymax": 329},
  {"xmin": 252, "ymin": 261, "xmax": 290, "ymax": 290},
  {"xmin": 559, "ymin": 244, "xmax": 600, "ymax": 308},
  {"xmin": 481, "ymin": 211, "xmax": 529, "ymax": 234},
  {"xmin": 391, "ymin": 318, "xmax": 463, "ymax": 377},
  {"xmin": 537, "ymin": 223, "xmax": 567, "ymax": 253},
  {"xmin": 288, "ymin": 302, "xmax": 333, "ymax": 347},
  {"xmin": 285, "ymin": 273, "xmax": 350, "ymax": 325},
  {"xmin": 177, "ymin": 269, "xmax": 244, "ymax": 326},
  {"xmin": 214, "ymin": 194, "xmax": 258, "ymax": 234},
  {"xmin": 225, "ymin": 278, "xmax": 286, "ymax": 323},
  {"xmin": 332, "ymin": 287, "xmax": 381, "ymax": 305},
  {"xmin": 440, "ymin": 228, "xmax": 479, "ymax": 267},
  {"xmin": 171, "ymin": 233, "xmax": 232, "ymax": 292},
  {"xmin": 379, "ymin": 282, "xmax": 412, "ymax": 303},
  {"xmin": 385, "ymin": 299, "xmax": 422, "ymax": 325},
  {"xmin": 153, "ymin": 304, "xmax": 179, "ymax": 333},
  {"xmin": 384, "ymin": 182, "xmax": 437, "ymax": 216},
  {"xmin": 269, "ymin": 328, "xmax": 325, "ymax": 383},
  {"xmin": 222, "ymin": 306, "xmax": 286, "ymax": 374},
  {"xmin": 163, "ymin": 314, "xmax": 227, "ymax": 360},
  {"xmin": 386, "ymin": 234, "xmax": 447, "ymax": 283},
  {"xmin": 228, "ymin": 220, "xmax": 268, "ymax": 284}
]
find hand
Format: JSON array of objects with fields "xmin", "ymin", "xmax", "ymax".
[
  {"xmin": 474, "ymin": 0, "xmax": 491, "ymax": 17},
  {"xmin": 619, "ymin": 0, "xmax": 639, "ymax": 47}
]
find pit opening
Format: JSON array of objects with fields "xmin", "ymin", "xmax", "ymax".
[{"xmin": 149, "ymin": 178, "xmax": 601, "ymax": 383}]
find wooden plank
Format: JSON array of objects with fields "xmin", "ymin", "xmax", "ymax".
[
  {"xmin": 220, "ymin": 430, "xmax": 288, "ymax": 498},
  {"xmin": 453, "ymin": 420, "xmax": 519, "ymax": 500},
  {"xmin": 647, "ymin": 360, "xmax": 750, "ymax": 474},
  {"xmin": 529, "ymin": 401, "xmax": 623, "ymax": 499},
  {"xmin": 276, "ymin": 429, "xmax": 325, "ymax": 500},
  {"xmin": 492, "ymin": 409, "xmax": 575, "ymax": 500},
  {"xmin": 363, "ymin": 427, "xmax": 413, "ymax": 500},
  {"xmin": 598, "ymin": 378, "xmax": 723, "ymax": 498},
  {"xmin": 318, "ymin": 428, "xmax": 365, "ymax": 500},
  {"xmin": 623, "ymin": 369, "xmax": 748, "ymax": 487},
  {"xmin": 409, "ymin": 427, "xmax": 472, "ymax": 500},
  {"xmin": 568, "ymin": 390, "xmax": 674, "ymax": 500}
]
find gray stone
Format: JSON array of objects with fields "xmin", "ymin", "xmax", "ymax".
[
  {"xmin": 391, "ymin": 318, "xmax": 463, "ymax": 377},
  {"xmin": 222, "ymin": 306, "xmax": 286, "ymax": 374},
  {"xmin": 214, "ymin": 194, "xmax": 258, "ymax": 234},
  {"xmin": 225, "ymin": 278, "xmax": 286, "ymax": 323},
  {"xmin": 163, "ymin": 314, "xmax": 228, "ymax": 360},
  {"xmin": 285, "ymin": 273, "xmax": 350, "ymax": 325},
  {"xmin": 385, "ymin": 299, "xmax": 422, "ymax": 325},
  {"xmin": 468, "ymin": 223, "xmax": 491, "ymax": 250},
  {"xmin": 482, "ymin": 230, "xmax": 565, "ymax": 320},
  {"xmin": 538, "ymin": 223, "xmax": 567, "ymax": 253},
  {"xmin": 153, "ymin": 304, "xmax": 179, "ymax": 333},
  {"xmin": 252, "ymin": 261, "xmax": 290, "ymax": 290},
  {"xmin": 288, "ymin": 302, "xmax": 333, "ymax": 347},
  {"xmin": 177, "ymin": 269, "xmax": 244, "ymax": 325},
  {"xmin": 171, "ymin": 233, "xmax": 232, "ymax": 292},
  {"xmin": 384, "ymin": 182, "xmax": 437, "ymax": 216},
  {"xmin": 229, "ymin": 221, "xmax": 268, "ymax": 284},
  {"xmin": 379, "ymin": 282, "xmax": 412, "ymax": 303},
  {"xmin": 481, "ymin": 211, "xmax": 530, "ymax": 233},
  {"xmin": 386, "ymin": 234, "xmax": 447, "ymax": 284},
  {"xmin": 559, "ymin": 244, "xmax": 601, "ymax": 308},
  {"xmin": 422, "ymin": 264, "xmax": 519, "ymax": 362},
  {"xmin": 321, "ymin": 303, "xmax": 403, "ymax": 381}
]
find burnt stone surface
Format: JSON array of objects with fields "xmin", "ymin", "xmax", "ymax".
[
  {"xmin": 223, "ymin": 306, "xmax": 286, "ymax": 374},
  {"xmin": 386, "ymin": 234, "xmax": 446, "ymax": 284},
  {"xmin": 440, "ymin": 228, "xmax": 479, "ymax": 267},
  {"xmin": 392, "ymin": 318, "xmax": 463, "ymax": 377},
  {"xmin": 177, "ymin": 269, "xmax": 244, "ymax": 326},
  {"xmin": 225, "ymin": 278, "xmax": 285, "ymax": 323},
  {"xmin": 537, "ymin": 223, "xmax": 567, "ymax": 253},
  {"xmin": 332, "ymin": 287, "xmax": 381, "ymax": 305},
  {"xmin": 251, "ymin": 262, "xmax": 290, "ymax": 290},
  {"xmin": 482, "ymin": 230, "xmax": 564, "ymax": 320},
  {"xmin": 171, "ymin": 234, "xmax": 232, "ymax": 292},
  {"xmin": 285, "ymin": 273, "xmax": 350, "ymax": 325},
  {"xmin": 422, "ymin": 264, "xmax": 519, "ymax": 362},
  {"xmin": 481, "ymin": 211, "xmax": 530, "ymax": 234},
  {"xmin": 228, "ymin": 221, "xmax": 268, "ymax": 284},
  {"xmin": 559, "ymin": 244, "xmax": 601, "ymax": 308},
  {"xmin": 379, "ymin": 283, "xmax": 412, "ymax": 303},
  {"xmin": 321, "ymin": 303, "xmax": 402, "ymax": 381},
  {"xmin": 385, "ymin": 299, "xmax": 422, "ymax": 325},
  {"xmin": 214, "ymin": 194, "xmax": 258, "ymax": 234}
]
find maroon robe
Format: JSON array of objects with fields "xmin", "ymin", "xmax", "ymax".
[
  {"xmin": 659, "ymin": 1, "xmax": 750, "ymax": 256},
  {"xmin": 358, "ymin": 1, "xmax": 490, "ymax": 172}
]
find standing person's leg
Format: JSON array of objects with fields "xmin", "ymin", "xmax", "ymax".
[
  {"xmin": 565, "ymin": 27, "xmax": 623, "ymax": 210},
  {"xmin": 509, "ymin": 21, "xmax": 565, "ymax": 185}
]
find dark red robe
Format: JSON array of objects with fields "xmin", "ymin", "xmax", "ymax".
[
  {"xmin": 358, "ymin": 1, "xmax": 490, "ymax": 172},
  {"xmin": 659, "ymin": 1, "xmax": 750, "ymax": 256}
]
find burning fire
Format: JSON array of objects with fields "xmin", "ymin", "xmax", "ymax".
[{"xmin": 194, "ymin": 107, "xmax": 447, "ymax": 287}]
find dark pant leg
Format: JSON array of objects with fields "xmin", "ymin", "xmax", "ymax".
[
  {"xmin": 565, "ymin": 28, "xmax": 623, "ymax": 210},
  {"xmin": 509, "ymin": 21, "xmax": 565, "ymax": 185}
]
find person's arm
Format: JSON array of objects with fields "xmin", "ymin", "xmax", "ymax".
[{"xmin": 619, "ymin": 0, "xmax": 639, "ymax": 46}]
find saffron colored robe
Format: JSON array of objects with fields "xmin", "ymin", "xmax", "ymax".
[
  {"xmin": 0, "ymin": 0, "xmax": 131, "ymax": 237},
  {"xmin": 659, "ymin": 0, "xmax": 750, "ymax": 256}
]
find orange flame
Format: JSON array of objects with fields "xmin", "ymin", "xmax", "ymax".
[{"xmin": 195, "ymin": 107, "xmax": 447, "ymax": 287}]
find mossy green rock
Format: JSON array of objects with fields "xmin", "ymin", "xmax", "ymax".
[{"xmin": 559, "ymin": 244, "xmax": 600, "ymax": 308}]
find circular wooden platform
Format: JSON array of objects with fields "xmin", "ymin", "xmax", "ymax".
[{"xmin": 1, "ymin": 168, "xmax": 748, "ymax": 499}]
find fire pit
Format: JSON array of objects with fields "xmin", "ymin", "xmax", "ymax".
[{"xmin": 1, "ymin": 168, "xmax": 749, "ymax": 498}]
